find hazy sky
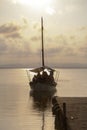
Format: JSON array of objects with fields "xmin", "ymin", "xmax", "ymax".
[{"xmin": 0, "ymin": 0, "xmax": 87, "ymax": 68}]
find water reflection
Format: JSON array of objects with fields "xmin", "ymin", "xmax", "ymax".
[
  {"xmin": 29, "ymin": 88, "xmax": 56, "ymax": 111},
  {"xmin": 29, "ymin": 88, "xmax": 57, "ymax": 130}
]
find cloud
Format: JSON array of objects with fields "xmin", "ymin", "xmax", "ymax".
[
  {"xmin": 0, "ymin": 20, "xmax": 35, "ymax": 62},
  {"xmin": 0, "ymin": 36, "xmax": 34, "ymax": 66},
  {"xmin": 0, "ymin": 38, "xmax": 7, "ymax": 53},
  {"xmin": 79, "ymin": 44, "xmax": 87, "ymax": 56},
  {"xmin": 30, "ymin": 36, "xmax": 40, "ymax": 41},
  {"xmin": 46, "ymin": 46, "xmax": 63, "ymax": 55},
  {"xmin": 0, "ymin": 19, "xmax": 87, "ymax": 67},
  {"xmin": 0, "ymin": 22, "xmax": 21, "ymax": 34},
  {"xmin": 5, "ymin": 32, "xmax": 22, "ymax": 39},
  {"xmin": 0, "ymin": 22, "xmax": 22, "ymax": 39},
  {"xmin": 0, "ymin": 18, "xmax": 31, "ymax": 40},
  {"xmin": 78, "ymin": 26, "xmax": 87, "ymax": 31},
  {"xmin": 21, "ymin": 17, "xmax": 29, "ymax": 28},
  {"xmin": 44, "ymin": 33, "xmax": 83, "ymax": 58}
]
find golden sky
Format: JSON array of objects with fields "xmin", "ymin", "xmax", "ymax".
[{"xmin": 0, "ymin": 0, "xmax": 87, "ymax": 68}]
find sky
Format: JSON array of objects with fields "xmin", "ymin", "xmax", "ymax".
[{"xmin": 0, "ymin": 0, "xmax": 87, "ymax": 68}]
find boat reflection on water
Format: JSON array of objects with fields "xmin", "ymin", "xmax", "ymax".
[
  {"xmin": 29, "ymin": 87, "xmax": 56, "ymax": 130},
  {"xmin": 29, "ymin": 88, "xmax": 56, "ymax": 111},
  {"xmin": 30, "ymin": 89, "xmax": 56, "ymax": 130}
]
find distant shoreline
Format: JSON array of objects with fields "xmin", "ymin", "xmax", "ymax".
[{"xmin": 0, "ymin": 67, "xmax": 87, "ymax": 69}]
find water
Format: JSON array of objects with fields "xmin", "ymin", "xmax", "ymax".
[
  {"xmin": 58, "ymin": 69, "xmax": 87, "ymax": 97},
  {"xmin": 0, "ymin": 68, "xmax": 87, "ymax": 130}
]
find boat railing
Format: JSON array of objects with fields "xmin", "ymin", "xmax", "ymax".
[
  {"xmin": 54, "ymin": 71, "xmax": 60, "ymax": 83},
  {"xmin": 26, "ymin": 69, "xmax": 31, "ymax": 82},
  {"xmin": 26, "ymin": 69, "xmax": 60, "ymax": 85}
]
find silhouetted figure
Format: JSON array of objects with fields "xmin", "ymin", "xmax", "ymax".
[
  {"xmin": 33, "ymin": 75, "xmax": 37, "ymax": 82},
  {"xmin": 34, "ymin": 72, "xmax": 42, "ymax": 82},
  {"xmin": 42, "ymin": 71, "xmax": 49, "ymax": 82}
]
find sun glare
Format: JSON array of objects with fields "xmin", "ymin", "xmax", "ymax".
[
  {"xmin": 46, "ymin": 7, "xmax": 55, "ymax": 15},
  {"xmin": 14, "ymin": 0, "xmax": 52, "ymax": 8},
  {"xmin": 13, "ymin": 0, "xmax": 55, "ymax": 15}
]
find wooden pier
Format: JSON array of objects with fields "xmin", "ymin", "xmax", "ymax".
[{"xmin": 52, "ymin": 97, "xmax": 87, "ymax": 130}]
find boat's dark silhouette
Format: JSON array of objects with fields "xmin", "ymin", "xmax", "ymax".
[{"xmin": 27, "ymin": 17, "xmax": 59, "ymax": 91}]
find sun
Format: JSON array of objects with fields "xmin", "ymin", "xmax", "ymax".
[{"xmin": 13, "ymin": 0, "xmax": 55, "ymax": 15}]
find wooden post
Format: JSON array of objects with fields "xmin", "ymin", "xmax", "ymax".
[
  {"xmin": 63, "ymin": 103, "xmax": 66, "ymax": 117},
  {"xmin": 63, "ymin": 103, "xmax": 67, "ymax": 130}
]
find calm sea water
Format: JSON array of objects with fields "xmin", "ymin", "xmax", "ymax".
[{"xmin": 0, "ymin": 68, "xmax": 87, "ymax": 130}]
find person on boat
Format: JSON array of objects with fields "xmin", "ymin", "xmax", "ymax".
[
  {"xmin": 33, "ymin": 74, "xmax": 37, "ymax": 83},
  {"xmin": 42, "ymin": 70, "xmax": 49, "ymax": 82},
  {"xmin": 36, "ymin": 72, "xmax": 42, "ymax": 82},
  {"xmin": 32, "ymin": 72, "xmax": 41, "ymax": 83}
]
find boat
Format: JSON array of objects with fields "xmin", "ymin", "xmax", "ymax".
[{"xmin": 27, "ymin": 17, "xmax": 59, "ymax": 91}]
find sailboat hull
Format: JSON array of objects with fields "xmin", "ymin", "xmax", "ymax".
[{"xmin": 29, "ymin": 82, "xmax": 57, "ymax": 91}]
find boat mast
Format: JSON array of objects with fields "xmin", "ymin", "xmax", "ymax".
[{"xmin": 41, "ymin": 17, "xmax": 45, "ymax": 67}]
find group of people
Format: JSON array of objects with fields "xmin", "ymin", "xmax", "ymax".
[{"xmin": 32, "ymin": 70, "xmax": 55, "ymax": 84}]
